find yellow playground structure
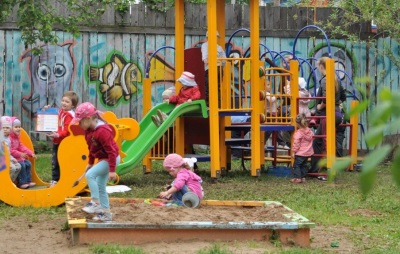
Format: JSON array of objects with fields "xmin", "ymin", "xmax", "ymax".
[
  {"xmin": 0, "ymin": 112, "xmax": 139, "ymax": 208},
  {"xmin": 0, "ymin": 0, "xmax": 361, "ymax": 207}
]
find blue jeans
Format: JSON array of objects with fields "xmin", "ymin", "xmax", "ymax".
[
  {"xmin": 18, "ymin": 160, "xmax": 32, "ymax": 185},
  {"xmin": 171, "ymin": 184, "xmax": 190, "ymax": 206},
  {"xmin": 51, "ymin": 144, "xmax": 60, "ymax": 181},
  {"xmin": 86, "ymin": 156, "xmax": 120, "ymax": 209},
  {"xmin": 293, "ymin": 155, "xmax": 308, "ymax": 178}
]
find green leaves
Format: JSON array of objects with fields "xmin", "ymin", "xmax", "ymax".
[{"xmin": 359, "ymin": 145, "xmax": 391, "ymax": 195}]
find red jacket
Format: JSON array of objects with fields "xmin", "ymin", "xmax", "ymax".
[
  {"xmin": 53, "ymin": 109, "xmax": 75, "ymax": 144},
  {"xmin": 169, "ymin": 86, "xmax": 201, "ymax": 106},
  {"xmin": 85, "ymin": 122, "xmax": 119, "ymax": 172}
]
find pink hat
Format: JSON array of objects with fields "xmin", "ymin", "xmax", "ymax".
[
  {"xmin": 177, "ymin": 72, "xmax": 197, "ymax": 87},
  {"xmin": 70, "ymin": 102, "xmax": 101, "ymax": 125},
  {"xmin": 11, "ymin": 117, "xmax": 21, "ymax": 126},
  {"xmin": 1, "ymin": 116, "xmax": 12, "ymax": 128},
  {"xmin": 163, "ymin": 153, "xmax": 185, "ymax": 169}
]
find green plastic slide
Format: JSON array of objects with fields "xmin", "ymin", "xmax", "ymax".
[{"xmin": 116, "ymin": 100, "xmax": 208, "ymax": 175}]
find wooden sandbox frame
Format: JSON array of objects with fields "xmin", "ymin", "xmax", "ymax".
[{"xmin": 66, "ymin": 197, "xmax": 315, "ymax": 247}]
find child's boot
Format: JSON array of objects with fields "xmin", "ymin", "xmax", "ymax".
[
  {"xmin": 157, "ymin": 109, "xmax": 168, "ymax": 123},
  {"xmin": 151, "ymin": 115, "xmax": 161, "ymax": 127}
]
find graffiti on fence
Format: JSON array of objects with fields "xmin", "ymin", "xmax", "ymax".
[
  {"xmin": 19, "ymin": 41, "xmax": 76, "ymax": 116},
  {"xmin": 87, "ymin": 51, "xmax": 142, "ymax": 107}
]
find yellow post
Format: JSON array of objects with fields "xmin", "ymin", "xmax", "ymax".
[
  {"xmin": 350, "ymin": 100, "xmax": 359, "ymax": 170},
  {"xmin": 259, "ymin": 62, "xmax": 266, "ymax": 169},
  {"xmin": 289, "ymin": 61, "xmax": 299, "ymax": 165},
  {"xmin": 207, "ymin": 0, "xmax": 221, "ymax": 178},
  {"xmin": 175, "ymin": 0, "xmax": 185, "ymax": 156},
  {"xmin": 249, "ymin": 0, "xmax": 261, "ymax": 176},
  {"xmin": 325, "ymin": 58, "xmax": 336, "ymax": 168},
  {"xmin": 142, "ymin": 78, "xmax": 153, "ymax": 173}
]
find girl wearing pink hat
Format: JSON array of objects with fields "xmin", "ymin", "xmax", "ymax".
[
  {"xmin": 158, "ymin": 153, "xmax": 203, "ymax": 206},
  {"xmin": 9, "ymin": 117, "xmax": 37, "ymax": 189},
  {"xmin": 71, "ymin": 102, "xmax": 120, "ymax": 222}
]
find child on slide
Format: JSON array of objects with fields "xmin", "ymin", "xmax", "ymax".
[{"xmin": 152, "ymin": 71, "xmax": 201, "ymax": 127}]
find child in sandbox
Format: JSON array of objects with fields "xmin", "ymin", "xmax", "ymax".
[
  {"xmin": 158, "ymin": 153, "xmax": 204, "ymax": 206},
  {"xmin": 151, "ymin": 71, "xmax": 201, "ymax": 127}
]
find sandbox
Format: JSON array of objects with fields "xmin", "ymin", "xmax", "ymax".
[{"xmin": 66, "ymin": 197, "xmax": 314, "ymax": 247}]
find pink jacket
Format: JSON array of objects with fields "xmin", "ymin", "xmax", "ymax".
[
  {"xmin": 9, "ymin": 131, "xmax": 34, "ymax": 162},
  {"xmin": 173, "ymin": 168, "xmax": 204, "ymax": 199},
  {"xmin": 292, "ymin": 127, "xmax": 314, "ymax": 157}
]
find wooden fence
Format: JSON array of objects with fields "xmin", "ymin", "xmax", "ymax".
[{"xmin": 1, "ymin": 3, "xmax": 371, "ymax": 38}]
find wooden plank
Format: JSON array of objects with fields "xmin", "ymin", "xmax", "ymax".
[
  {"xmin": 165, "ymin": 6, "xmax": 175, "ymax": 29},
  {"xmin": 242, "ymin": 5, "xmax": 250, "ymax": 29},
  {"xmin": 13, "ymin": 32, "xmax": 29, "ymax": 127},
  {"xmin": 0, "ymin": 30, "xmax": 5, "ymax": 114},
  {"xmin": 99, "ymin": 6, "xmax": 115, "ymax": 26},
  {"xmin": 77, "ymin": 33, "xmax": 89, "ymax": 100},
  {"xmin": 145, "ymin": 8, "xmax": 157, "ymax": 28},
  {"xmin": 198, "ymin": 4, "xmax": 208, "ymax": 29},
  {"xmin": 4, "ymin": 31, "xmax": 13, "ymax": 116}
]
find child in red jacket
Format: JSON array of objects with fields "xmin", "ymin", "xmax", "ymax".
[
  {"xmin": 71, "ymin": 102, "xmax": 120, "ymax": 222},
  {"xmin": 152, "ymin": 71, "xmax": 201, "ymax": 127},
  {"xmin": 44, "ymin": 91, "xmax": 79, "ymax": 187},
  {"xmin": 291, "ymin": 113, "xmax": 314, "ymax": 183}
]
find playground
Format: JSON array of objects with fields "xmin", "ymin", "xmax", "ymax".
[
  {"xmin": 1, "ymin": 0, "xmax": 399, "ymax": 253},
  {"xmin": 0, "ymin": 158, "xmax": 398, "ymax": 253}
]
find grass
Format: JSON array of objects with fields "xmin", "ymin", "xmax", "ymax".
[{"xmin": 2, "ymin": 154, "xmax": 400, "ymax": 253}]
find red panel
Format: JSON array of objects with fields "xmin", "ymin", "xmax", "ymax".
[{"xmin": 184, "ymin": 48, "xmax": 206, "ymax": 100}]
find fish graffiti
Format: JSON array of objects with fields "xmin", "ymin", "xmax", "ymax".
[
  {"xmin": 88, "ymin": 52, "xmax": 142, "ymax": 107},
  {"xmin": 19, "ymin": 42, "xmax": 76, "ymax": 116}
]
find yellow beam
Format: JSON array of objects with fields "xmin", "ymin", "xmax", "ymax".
[
  {"xmin": 142, "ymin": 78, "xmax": 152, "ymax": 172},
  {"xmin": 250, "ymin": 0, "xmax": 261, "ymax": 176},
  {"xmin": 207, "ymin": 0, "xmax": 220, "ymax": 178},
  {"xmin": 175, "ymin": 0, "xmax": 185, "ymax": 155},
  {"xmin": 325, "ymin": 58, "xmax": 336, "ymax": 168}
]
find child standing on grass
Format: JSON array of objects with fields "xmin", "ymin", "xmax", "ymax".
[
  {"xmin": 158, "ymin": 153, "xmax": 204, "ymax": 206},
  {"xmin": 152, "ymin": 72, "xmax": 201, "ymax": 127},
  {"xmin": 45, "ymin": 91, "xmax": 79, "ymax": 187},
  {"xmin": 1, "ymin": 116, "xmax": 21, "ymax": 184},
  {"xmin": 10, "ymin": 117, "xmax": 37, "ymax": 189},
  {"xmin": 291, "ymin": 113, "xmax": 314, "ymax": 183},
  {"xmin": 71, "ymin": 102, "xmax": 120, "ymax": 222}
]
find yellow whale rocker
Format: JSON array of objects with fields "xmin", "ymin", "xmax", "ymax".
[{"xmin": 0, "ymin": 111, "xmax": 140, "ymax": 208}]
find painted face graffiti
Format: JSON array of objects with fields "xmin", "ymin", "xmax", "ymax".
[
  {"xmin": 89, "ymin": 53, "xmax": 142, "ymax": 107},
  {"xmin": 19, "ymin": 42, "xmax": 75, "ymax": 116}
]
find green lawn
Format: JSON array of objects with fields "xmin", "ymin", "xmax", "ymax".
[{"xmin": 1, "ymin": 154, "xmax": 399, "ymax": 253}]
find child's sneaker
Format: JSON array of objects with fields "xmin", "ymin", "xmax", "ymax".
[
  {"xmin": 19, "ymin": 184, "xmax": 29, "ymax": 189},
  {"xmin": 151, "ymin": 115, "xmax": 161, "ymax": 127},
  {"xmin": 290, "ymin": 178, "xmax": 302, "ymax": 183},
  {"xmin": 48, "ymin": 180, "xmax": 57, "ymax": 188},
  {"xmin": 82, "ymin": 201, "xmax": 103, "ymax": 214},
  {"xmin": 28, "ymin": 182, "xmax": 36, "ymax": 187},
  {"xmin": 93, "ymin": 211, "xmax": 112, "ymax": 222},
  {"xmin": 157, "ymin": 109, "xmax": 168, "ymax": 123}
]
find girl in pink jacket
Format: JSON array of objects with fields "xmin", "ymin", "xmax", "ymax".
[
  {"xmin": 9, "ymin": 117, "xmax": 37, "ymax": 189},
  {"xmin": 291, "ymin": 113, "xmax": 314, "ymax": 183},
  {"xmin": 158, "ymin": 153, "xmax": 204, "ymax": 206}
]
